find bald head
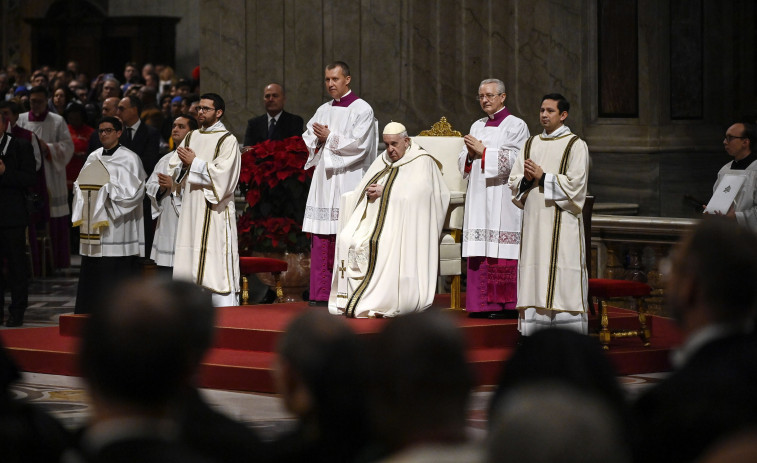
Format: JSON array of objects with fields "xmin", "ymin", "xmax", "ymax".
[
  {"xmin": 263, "ymin": 82, "xmax": 285, "ymax": 116},
  {"xmin": 101, "ymin": 97, "xmax": 120, "ymax": 117}
]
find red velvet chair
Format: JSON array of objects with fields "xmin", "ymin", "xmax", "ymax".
[
  {"xmin": 583, "ymin": 196, "xmax": 651, "ymax": 350},
  {"xmin": 239, "ymin": 256, "xmax": 288, "ymax": 304}
]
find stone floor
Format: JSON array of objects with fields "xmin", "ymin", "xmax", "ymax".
[{"xmin": 2, "ymin": 257, "xmax": 669, "ymax": 438}]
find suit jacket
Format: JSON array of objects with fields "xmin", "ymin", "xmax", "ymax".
[
  {"xmin": 244, "ymin": 110, "xmax": 304, "ymax": 147},
  {"xmin": 120, "ymin": 122, "xmax": 161, "ymax": 176},
  {"xmin": 632, "ymin": 332, "xmax": 757, "ymax": 463},
  {"xmin": 0, "ymin": 135, "xmax": 36, "ymax": 228}
]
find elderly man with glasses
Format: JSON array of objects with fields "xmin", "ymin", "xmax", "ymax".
[{"xmin": 458, "ymin": 78, "xmax": 529, "ymax": 319}]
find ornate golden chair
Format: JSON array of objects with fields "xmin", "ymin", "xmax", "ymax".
[{"xmin": 413, "ymin": 117, "xmax": 467, "ymax": 310}]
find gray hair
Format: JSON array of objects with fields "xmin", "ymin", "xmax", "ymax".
[{"xmin": 479, "ymin": 78, "xmax": 506, "ymax": 94}]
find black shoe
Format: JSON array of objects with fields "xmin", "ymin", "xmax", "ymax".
[
  {"xmin": 468, "ymin": 310, "xmax": 519, "ymax": 319},
  {"xmin": 308, "ymin": 300, "xmax": 328, "ymax": 307},
  {"xmin": 5, "ymin": 316, "xmax": 23, "ymax": 327}
]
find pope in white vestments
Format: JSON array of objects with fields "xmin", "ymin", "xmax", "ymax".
[
  {"xmin": 509, "ymin": 94, "xmax": 590, "ymax": 335},
  {"xmin": 303, "ymin": 62, "xmax": 378, "ymax": 304},
  {"xmin": 168, "ymin": 94, "xmax": 240, "ymax": 307},
  {"xmin": 329, "ymin": 122, "xmax": 450, "ymax": 318}
]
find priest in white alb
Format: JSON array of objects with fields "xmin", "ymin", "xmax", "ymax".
[
  {"xmin": 303, "ymin": 61, "xmax": 378, "ymax": 305},
  {"xmin": 145, "ymin": 114, "xmax": 197, "ymax": 276},
  {"xmin": 458, "ymin": 78, "xmax": 529, "ymax": 319},
  {"xmin": 329, "ymin": 122, "xmax": 450, "ymax": 318},
  {"xmin": 509, "ymin": 93, "xmax": 590, "ymax": 335},
  {"xmin": 168, "ymin": 93, "xmax": 241, "ymax": 307},
  {"xmin": 72, "ymin": 117, "xmax": 146, "ymax": 314}
]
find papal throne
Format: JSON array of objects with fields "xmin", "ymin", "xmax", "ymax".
[{"xmin": 412, "ymin": 117, "xmax": 467, "ymax": 310}]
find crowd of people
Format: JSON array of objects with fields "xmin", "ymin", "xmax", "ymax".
[
  {"xmin": 2, "ymin": 214, "xmax": 757, "ymax": 462},
  {"xmin": 2, "ymin": 56, "xmax": 757, "ymax": 462}
]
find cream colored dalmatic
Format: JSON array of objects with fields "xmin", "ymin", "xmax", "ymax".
[
  {"xmin": 509, "ymin": 126, "xmax": 590, "ymax": 333},
  {"xmin": 168, "ymin": 124, "xmax": 240, "ymax": 295}
]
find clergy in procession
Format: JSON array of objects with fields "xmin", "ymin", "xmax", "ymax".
[
  {"xmin": 509, "ymin": 93, "xmax": 590, "ymax": 335},
  {"xmin": 706, "ymin": 121, "xmax": 757, "ymax": 230},
  {"xmin": 18, "ymin": 85, "xmax": 75, "ymax": 270},
  {"xmin": 302, "ymin": 61, "xmax": 378, "ymax": 306},
  {"xmin": 72, "ymin": 117, "xmax": 146, "ymax": 314},
  {"xmin": 458, "ymin": 78, "xmax": 529, "ymax": 319},
  {"xmin": 328, "ymin": 122, "xmax": 450, "ymax": 318},
  {"xmin": 168, "ymin": 93, "xmax": 241, "ymax": 307},
  {"xmin": 145, "ymin": 114, "xmax": 197, "ymax": 277}
]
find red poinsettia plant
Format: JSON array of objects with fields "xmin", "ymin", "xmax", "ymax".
[{"xmin": 238, "ymin": 136, "xmax": 313, "ymax": 253}]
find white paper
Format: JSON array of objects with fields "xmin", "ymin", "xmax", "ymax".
[{"xmin": 705, "ymin": 174, "xmax": 746, "ymax": 214}]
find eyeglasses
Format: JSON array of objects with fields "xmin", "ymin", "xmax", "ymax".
[
  {"xmin": 98, "ymin": 128, "xmax": 116, "ymax": 134},
  {"xmin": 476, "ymin": 93, "xmax": 504, "ymax": 101},
  {"xmin": 196, "ymin": 106, "xmax": 216, "ymax": 113},
  {"xmin": 724, "ymin": 135, "xmax": 747, "ymax": 143}
]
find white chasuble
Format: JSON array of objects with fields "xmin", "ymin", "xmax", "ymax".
[
  {"xmin": 146, "ymin": 151, "xmax": 183, "ymax": 266},
  {"xmin": 72, "ymin": 146, "xmax": 146, "ymax": 257},
  {"xmin": 714, "ymin": 161, "xmax": 757, "ymax": 231},
  {"xmin": 168, "ymin": 125, "xmax": 240, "ymax": 295},
  {"xmin": 302, "ymin": 92, "xmax": 378, "ymax": 235},
  {"xmin": 458, "ymin": 110, "xmax": 529, "ymax": 259},
  {"xmin": 328, "ymin": 143, "xmax": 450, "ymax": 318},
  {"xmin": 508, "ymin": 127, "xmax": 590, "ymax": 315}
]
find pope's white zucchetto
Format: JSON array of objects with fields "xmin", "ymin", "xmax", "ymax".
[{"xmin": 383, "ymin": 122, "xmax": 407, "ymax": 135}]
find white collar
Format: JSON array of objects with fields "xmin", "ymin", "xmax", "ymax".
[
  {"xmin": 671, "ymin": 323, "xmax": 751, "ymax": 368},
  {"xmin": 200, "ymin": 120, "xmax": 226, "ymax": 133},
  {"xmin": 541, "ymin": 124, "xmax": 571, "ymax": 139},
  {"xmin": 267, "ymin": 111, "xmax": 283, "ymax": 124}
]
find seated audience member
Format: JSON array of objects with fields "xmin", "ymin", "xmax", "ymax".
[
  {"xmin": 487, "ymin": 384, "xmax": 630, "ymax": 463},
  {"xmin": 632, "ymin": 216, "xmax": 757, "ymax": 463},
  {"xmin": 0, "ymin": 339, "xmax": 72, "ymax": 460},
  {"xmin": 69, "ymin": 278, "xmax": 266, "ymax": 463},
  {"xmin": 368, "ymin": 311, "xmax": 480, "ymax": 463},
  {"xmin": 697, "ymin": 428, "xmax": 757, "ymax": 463},
  {"xmin": 488, "ymin": 328, "xmax": 629, "ymax": 432},
  {"xmin": 268, "ymin": 310, "xmax": 370, "ymax": 463},
  {"xmin": 329, "ymin": 122, "xmax": 450, "ymax": 318}
]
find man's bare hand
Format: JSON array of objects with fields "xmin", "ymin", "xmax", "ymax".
[
  {"xmin": 365, "ymin": 183, "xmax": 384, "ymax": 201},
  {"xmin": 40, "ymin": 140, "xmax": 51, "ymax": 161},
  {"xmin": 463, "ymin": 135, "xmax": 485, "ymax": 159},
  {"xmin": 177, "ymin": 146, "xmax": 196, "ymax": 166},
  {"xmin": 524, "ymin": 159, "xmax": 543, "ymax": 181},
  {"xmin": 313, "ymin": 123, "xmax": 330, "ymax": 143},
  {"xmin": 157, "ymin": 173, "xmax": 173, "ymax": 189}
]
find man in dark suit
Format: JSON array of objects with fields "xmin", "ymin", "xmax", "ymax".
[
  {"xmin": 117, "ymin": 94, "xmax": 161, "ymax": 253},
  {"xmin": 243, "ymin": 82, "xmax": 304, "ymax": 147},
  {"xmin": 0, "ymin": 114, "xmax": 35, "ymax": 327},
  {"xmin": 632, "ymin": 216, "xmax": 757, "ymax": 463}
]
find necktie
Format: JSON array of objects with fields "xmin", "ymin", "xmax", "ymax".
[
  {"xmin": 126, "ymin": 127, "xmax": 133, "ymax": 141},
  {"xmin": 267, "ymin": 118, "xmax": 276, "ymax": 140}
]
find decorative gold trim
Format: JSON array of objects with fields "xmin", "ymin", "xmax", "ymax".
[
  {"xmin": 418, "ymin": 117, "xmax": 462, "ymax": 137},
  {"xmin": 346, "ymin": 167, "xmax": 400, "ymax": 317}
]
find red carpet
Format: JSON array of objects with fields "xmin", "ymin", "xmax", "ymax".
[{"xmin": 1, "ymin": 296, "xmax": 683, "ymax": 394}]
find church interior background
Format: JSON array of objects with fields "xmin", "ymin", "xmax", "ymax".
[{"xmin": 2, "ymin": 0, "xmax": 755, "ymax": 434}]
